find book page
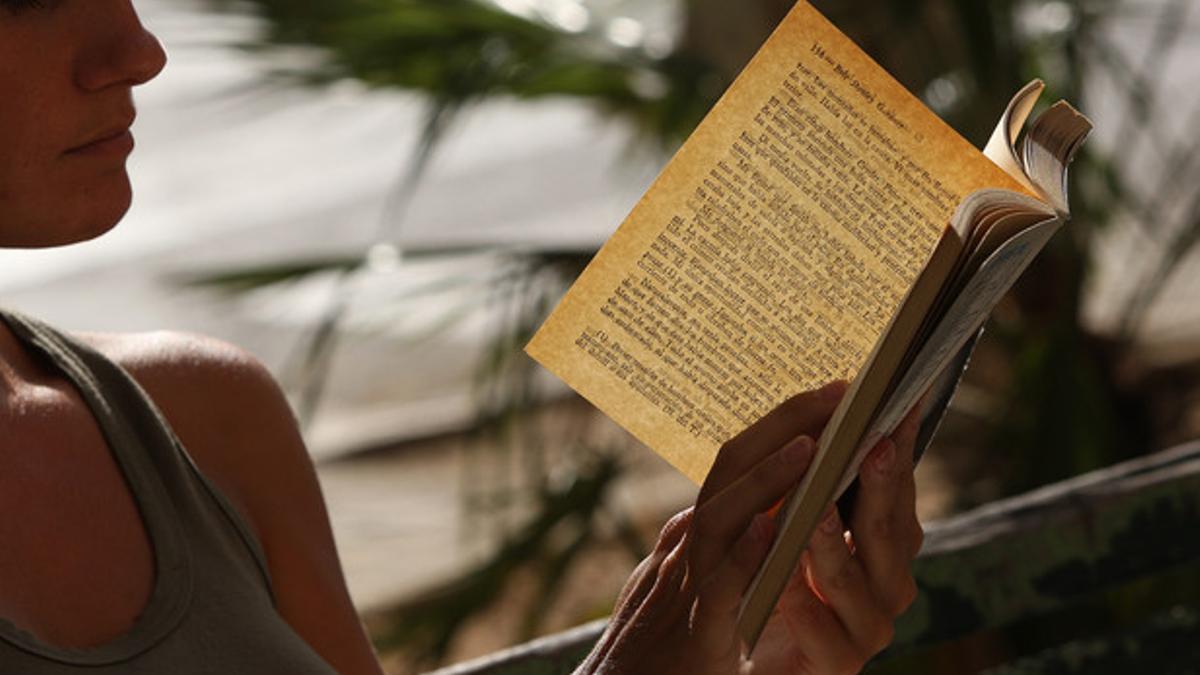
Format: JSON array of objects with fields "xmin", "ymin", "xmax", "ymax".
[
  {"xmin": 860, "ymin": 215, "xmax": 1062, "ymax": 454},
  {"xmin": 1022, "ymin": 101, "xmax": 1093, "ymax": 214},
  {"xmin": 526, "ymin": 0, "xmax": 1029, "ymax": 483},
  {"xmin": 982, "ymin": 79, "xmax": 1044, "ymax": 196}
]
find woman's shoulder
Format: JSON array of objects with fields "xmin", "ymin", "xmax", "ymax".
[
  {"xmin": 76, "ymin": 329, "xmax": 290, "ymax": 432},
  {"xmin": 73, "ymin": 330, "xmax": 308, "ymax": 533},
  {"xmin": 71, "ymin": 330, "xmax": 385, "ymax": 674},
  {"xmin": 75, "ymin": 329, "xmax": 275, "ymax": 401}
]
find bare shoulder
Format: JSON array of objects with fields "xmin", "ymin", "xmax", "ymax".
[
  {"xmin": 74, "ymin": 329, "xmax": 296, "ymax": 514},
  {"xmin": 76, "ymin": 329, "xmax": 279, "ymax": 415},
  {"xmin": 75, "ymin": 330, "xmax": 384, "ymax": 675}
]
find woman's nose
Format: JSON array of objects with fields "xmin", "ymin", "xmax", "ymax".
[{"xmin": 74, "ymin": 1, "xmax": 168, "ymax": 92}]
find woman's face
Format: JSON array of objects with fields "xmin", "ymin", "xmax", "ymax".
[{"xmin": 0, "ymin": 0, "xmax": 166, "ymax": 248}]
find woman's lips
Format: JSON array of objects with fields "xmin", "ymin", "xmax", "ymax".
[{"xmin": 65, "ymin": 129, "xmax": 135, "ymax": 158}]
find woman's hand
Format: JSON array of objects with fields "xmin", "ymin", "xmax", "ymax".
[
  {"xmin": 576, "ymin": 382, "xmax": 923, "ymax": 675},
  {"xmin": 746, "ymin": 401, "xmax": 924, "ymax": 674}
]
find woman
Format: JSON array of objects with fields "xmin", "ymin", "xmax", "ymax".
[{"xmin": 0, "ymin": 1, "xmax": 922, "ymax": 673}]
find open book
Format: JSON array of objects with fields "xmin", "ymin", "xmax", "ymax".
[{"xmin": 525, "ymin": 0, "xmax": 1092, "ymax": 650}]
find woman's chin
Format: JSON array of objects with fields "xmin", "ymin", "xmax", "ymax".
[
  {"xmin": 1, "ymin": 178, "xmax": 132, "ymax": 248},
  {"xmin": 48, "ymin": 210, "xmax": 127, "ymax": 247},
  {"xmin": 60, "ymin": 214, "xmax": 125, "ymax": 247}
]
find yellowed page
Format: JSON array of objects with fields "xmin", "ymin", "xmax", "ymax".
[{"xmin": 526, "ymin": 0, "xmax": 1029, "ymax": 483}]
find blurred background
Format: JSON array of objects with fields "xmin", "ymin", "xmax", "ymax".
[{"xmin": 2, "ymin": 0, "xmax": 1198, "ymax": 672}]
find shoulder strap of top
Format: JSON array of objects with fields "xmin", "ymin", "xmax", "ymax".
[
  {"xmin": 0, "ymin": 308, "xmax": 196, "ymax": 664},
  {"xmin": 0, "ymin": 308, "xmax": 339, "ymax": 674},
  {"xmin": 0, "ymin": 309, "xmax": 280, "ymax": 666},
  {"xmin": 0, "ymin": 309, "xmax": 275, "ymax": 594}
]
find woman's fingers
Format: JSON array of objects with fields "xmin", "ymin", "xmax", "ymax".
[
  {"xmin": 769, "ymin": 571, "xmax": 866, "ymax": 675},
  {"xmin": 698, "ymin": 381, "xmax": 846, "ymax": 506},
  {"xmin": 898, "ymin": 465, "xmax": 923, "ymax": 558},
  {"xmin": 849, "ymin": 406, "xmax": 922, "ymax": 616},
  {"xmin": 847, "ymin": 435, "xmax": 904, "ymax": 610},
  {"xmin": 614, "ymin": 509, "xmax": 693, "ymax": 619},
  {"xmin": 805, "ymin": 508, "xmax": 895, "ymax": 656},
  {"xmin": 583, "ymin": 509, "xmax": 695, "ymax": 671},
  {"xmin": 691, "ymin": 513, "xmax": 776, "ymax": 660},
  {"xmin": 893, "ymin": 405, "xmax": 924, "ymax": 558},
  {"xmin": 612, "ymin": 531, "xmax": 693, "ymax": 647},
  {"xmin": 689, "ymin": 435, "xmax": 815, "ymax": 579}
]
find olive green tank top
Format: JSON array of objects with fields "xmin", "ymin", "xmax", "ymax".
[{"xmin": 0, "ymin": 309, "xmax": 340, "ymax": 674}]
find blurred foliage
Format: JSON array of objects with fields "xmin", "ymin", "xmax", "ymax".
[
  {"xmin": 979, "ymin": 606, "xmax": 1200, "ymax": 675},
  {"xmin": 188, "ymin": 0, "xmax": 1200, "ymax": 668},
  {"xmin": 205, "ymin": 0, "xmax": 715, "ymax": 147},
  {"xmin": 373, "ymin": 454, "xmax": 626, "ymax": 664}
]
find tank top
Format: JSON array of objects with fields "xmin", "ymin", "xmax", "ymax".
[{"xmin": 0, "ymin": 309, "xmax": 340, "ymax": 674}]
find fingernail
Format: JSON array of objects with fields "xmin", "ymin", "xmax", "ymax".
[
  {"xmin": 820, "ymin": 380, "xmax": 848, "ymax": 399},
  {"xmin": 874, "ymin": 440, "xmax": 896, "ymax": 474},
  {"xmin": 782, "ymin": 436, "xmax": 814, "ymax": 466},
  {"xmin": 820, "ymin": 507, "xmax": 842, "ymax": 534}
]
